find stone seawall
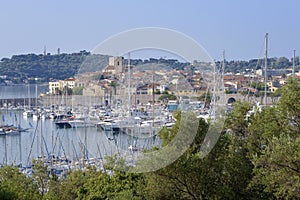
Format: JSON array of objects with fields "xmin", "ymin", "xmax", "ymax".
[
  {"xmin": 0, "ymin": 94, "xmax": 279, "ymax": 108},
  {"xmin": 39, "ymin": 94, "xmax": 161, "ymax": 107}
]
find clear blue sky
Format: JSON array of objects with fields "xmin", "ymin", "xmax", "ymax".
[{"xmin": 0, "ymin": 0, "xmax": 299, "ymax": 61}]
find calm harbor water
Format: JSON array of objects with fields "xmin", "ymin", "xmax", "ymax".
[
  {"xmin": 0, "ymin": 84, "xmax": 48, "ymax": 99},
  {"xmin": 0, "ymin": 110, "xmax": 159, "ymax": 167},
  {"xmin": 0, "ymin": 85, "xmax": 159, "ymax": 167}
]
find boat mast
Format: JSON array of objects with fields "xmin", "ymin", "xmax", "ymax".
[
  {"xmin": 35, "ymin": 79, "xmax": 38, "ymax": 108},
  {"xmin": 18, "ymin": 111, "xmax": 22, "ymax": 166},
  {"xmin": 152, "ymin": 63, "xmax": 155, "ymax": 127},
  {"xmin": 40, "ymin": 118, "xmax": 44, "ymax": 157},
  {"xmin": 28, "ymin": 83, "xmax": 31, "ymax": 109},
  {"xmin": 84, "ymin": 119, "xmax": 88, "ymax": 161},
  {"xmin": 264, "ymin": 33, "xmax": 268, "ymax": 106},
  {"xmin": 221, "ymin": 50, "xmax": 225, "ymax": 106},
  {"xmin": 212, "ymin": 60, "xmax": 216, "ymax": 119},
  {"xmin": 128, "ymin": 52, "xmax": 131, "ymax": 113},
  {"xmin": 4, "ymin": 135, "xmax": 7, "ymax": 165},
  {"xmin": 293, "ymin": 50, "xmax": 296, "ymax": 79},
  {"xmin": 65, "ymin": 83, "xmax": 68, "ymax": 107}
]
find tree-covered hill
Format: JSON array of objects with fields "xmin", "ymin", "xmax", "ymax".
[
  {"xmin": 215, "ymin": 56, "xmax": 299, "ymax": 73},
  {"xmin": 0, "ymin": 50, "xmax": 298, "ymax": 84},
  {"xmin": 0, "ymin": 50, "xmax": 92, "ymax": 83},
  {"xmin": 0, "ymin": 51, "xmax": 189, "ymax": 84}
]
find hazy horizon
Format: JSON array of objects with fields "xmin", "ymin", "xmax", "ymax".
[{"xmin": 0, "ymin": 0, "xmax": 299, "ymax": 61}]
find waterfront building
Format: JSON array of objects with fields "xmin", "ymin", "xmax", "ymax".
[
  {"xmin": 49, "ymin": 81, "xmax": 60, "ymax": 94},
  {"xmin": 48, "ymin": 78, "xmax": 76, "ymax": 94}
]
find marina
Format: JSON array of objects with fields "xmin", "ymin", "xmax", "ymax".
[
  {"xmin": 0, "ymin": 48, "xmax": 227, "ymax": 180},
  {"xmin": 0, "ymin": 53, "xmax": 220, "ymax": 178},
  {"xmin": 0, "ymin": 1, "xmax": 299, "ymax": 198},
  {"xmin": 0, "ymin": 82, "xmax": 212, "ymax": 177},
  {"xmin": 0, "ymin": 108, "xmax": 163, "ymax": 170}
]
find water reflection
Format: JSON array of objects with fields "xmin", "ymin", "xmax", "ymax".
[{"xmin": 0, "ymin": 110, "xmax": 159, "ymax": 167}]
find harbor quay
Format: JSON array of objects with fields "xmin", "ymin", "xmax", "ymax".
[
  {"xmin": 0, "ymin": 93, "xmax": 279, "ymax": 109},
  {"xmin": 39, "ymin": 94, "xmax": 163, "ymax": 107}
]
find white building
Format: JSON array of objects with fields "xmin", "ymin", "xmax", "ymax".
[
  {"xmin": 49, "ymin": 81, "xmax": 60, "ymax": 94},
  {"xmin": 48, "ymin": 78, "xmax": 76, "ymax": 94}
]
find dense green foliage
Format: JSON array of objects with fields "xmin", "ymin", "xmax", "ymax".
[
  {"xmin": 0, "ymin": 79, "xmax": 299, "ymax": 199},
  {"xmin": 248, "ymin": 82, "xmax": 265, "ymax": 90},
  {"xmin": 72, "ymin": 86, "xmax": 84, "ymax": 95},
  {"xmin": 0, "ymin": 164, "xmax": 43, "ymax": 200},
  {"xmin": 0, "ymin": 51, "xmax": 91, "ymax": 83},
  {"xmin": 0, "ymin": 52, "xmax": 189, "ymax": 84},
  {"xmin": 158, "ymin": 93, "xmax": 177, "ymax": 101},
  {"xmin": 215, "ymin": 56, "xmax": 299, "ymax": 73}
]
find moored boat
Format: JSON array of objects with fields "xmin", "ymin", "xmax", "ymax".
[
  {"xmin": 23, "ymin": 110, "xmax": 34, "ymax": 117},
  {"xmin": 0, "ymin": 125, "xmax": 21, "ymax": 135},
  {"xmin": 55, "ymin": 119, "xmax": 72, "ymax": 128}
]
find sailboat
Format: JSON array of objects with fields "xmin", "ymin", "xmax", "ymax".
[
  {"xmin": 0, "ymin": 113, "xmax": 28, "ymax": 135},
  {"xmin": 0, "ymin": 124, "xmax": 20, "ymax": 135}
]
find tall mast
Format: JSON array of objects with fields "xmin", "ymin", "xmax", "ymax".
[
  {"xmin": 264, "ymin": 33, "xmax": 268, "ymax": 106},
  {"xmin": 212, "ymin": 60, "xmax": 216, "ymax": 119},
  {"xmin": 128, "ymin": 53, "xmax": 131, "ymax": 112},
  {"xmin": 40, "ymin": 116, "xmax": 44, "ymax": 157},
  {"xmin": 221, "ymin": 50, "xmax": 225, "ymax": 106},
  {"xmin": 293, "ymin": 50, "xmax": 296, "ymax": 79},
  {"xmin": 152, "ymin": 64, "xmax": 155, "ymax": 127},
  {"xmin": 28, "ymin": 83, "xmax": 31, "ymax": 109},
  {"xmin": 35, "ymin": 80, "xmax": 38, "ymax": 108},
  {"xmin": 19, "ymin": 132, "xmax": 22, "ymax": 166},
  {"xmin": 84, "ymin": 121, "xmax": 87, "ymax": 161},
  {"xmin": 4, "ymin": 135, "xmax": 7, "ymax": 165}
]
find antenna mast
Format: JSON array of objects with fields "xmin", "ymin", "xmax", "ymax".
[{"xmin": 43, "ymin": 45, "xmax": 46, "ymax": 56}]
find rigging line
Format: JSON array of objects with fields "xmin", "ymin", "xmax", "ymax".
[
  {"xmin": 51, "ymin": 130, "xmax": 60, "ymax": 155},
  {"xmin": 245, "ymin": 37, "xmax": 266, "ymax": 103},
  {"xmin": 41, "ymin": 135, "xmax": 50, "ymax": 158},
  {"xmin": 77, "ymin": 136, "xmax": 90, "ymax": 161},
  {"xmin": 246, "ymin": 58, "xmax": 262, "ymax": 101},
  {"xmin": 71, "ymin": 140, "xmax": 80, "ymax": 169},
  {"xmin": 96, "ymin": 143, "xmax": 106, "ymax": 173},
  {"xmin": 26, "ymin": 119, "xmax": 39, "ymax": 166},
  {"xmin": 57, "ymin": 133, "xmax": 65, "ymax": 158},
  {"xmin": 100, "ymin": 133, "xmax": 108, "ymax": 158},
  {"xmin": 58, "ymin": 137, "xmax": 71, "ymax": 171}
]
